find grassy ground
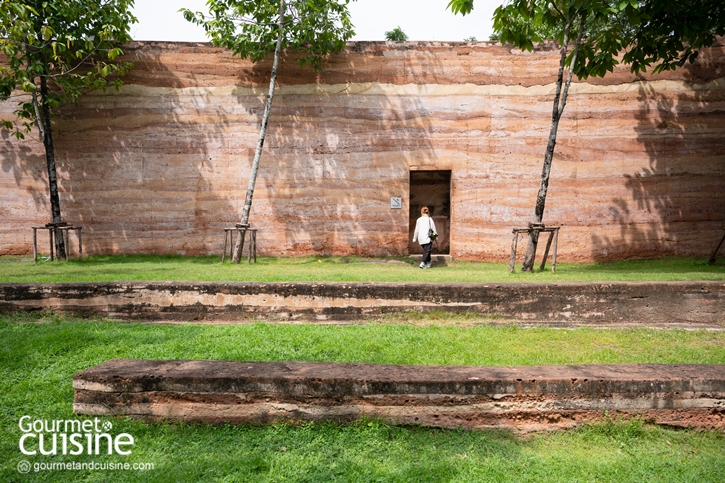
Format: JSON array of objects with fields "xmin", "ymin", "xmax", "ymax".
[
  {"xmin": 2, "ymin": 314, "xmax": 724, "ymax": 482},
  {"xmin": 2, "ymin": 254, "xmax": 725, "ymax": 283}
]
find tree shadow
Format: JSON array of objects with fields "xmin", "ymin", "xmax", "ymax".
[
  {"xmin": 591, "ymin": 40, "xmax": 725, "ymax": 260},
  {"xmin": 0, "ymin": 94, "xmax": 54, "ymax": 255},
  {"xmin": 2, "ymin": 41, "xmax": 451, "ymax": 259},
  {"xmin": 256, "ymin": 42, "xmax": 443, "ymax": 256},
  {"xmin": 47, "ymin": 42, "xmax": 235, "ymax": 256}
]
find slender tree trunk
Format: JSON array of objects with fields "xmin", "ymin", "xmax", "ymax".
[
  {"xmin": 38, "ymin": 72, "xmax": 66, "ymax": 259},
  {"xmin": 27, "ymin": 35, "xmax": 65, "ymax": 259},
  {"xmin": 521, "ymin": 15, "xmax": 585, "ymax": 272},
  {"xmin": 232, "ymin": 0, "xmax": 286, "ymax": 263}
]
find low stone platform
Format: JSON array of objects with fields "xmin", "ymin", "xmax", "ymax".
[
  {"xmin": 3, "ymin": 281, "xmax": 725, "ymax": 325},
  {"xmin": 73, "ymin": 359, "xmax": 725, "ymax": 432}
]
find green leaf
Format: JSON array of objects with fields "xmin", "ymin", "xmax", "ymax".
[
  {"xmin": 41, "ymin": 25, "xmax": 53, "ymax": 41},
  {"xmin": 0, "ymin": 0, "xmax": 137, "ymax": 139}
]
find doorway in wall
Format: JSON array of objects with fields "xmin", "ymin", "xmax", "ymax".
[{"xmin": 409, "ymin": 170, "xmax": 451, "ymax": 255}]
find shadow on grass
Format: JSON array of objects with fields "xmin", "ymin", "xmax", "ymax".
[{"xmin": 579, "ymin": 257, "xmax": 725, "ymax": 273}]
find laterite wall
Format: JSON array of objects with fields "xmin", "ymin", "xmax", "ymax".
[{"xmin": 1, "ymin": 40, "xmax": 724, "ymax": 261}]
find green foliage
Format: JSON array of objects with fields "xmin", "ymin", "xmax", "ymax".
[
  {"xmin": 623, "ymin": 0, "xmax": 725, "ymax": 74},
  {"xmin": 449, "ymin": 0, "xmax": 724, "ymax": 76},
  {"xmin": 180, "ymin": 0, "xmax": 356, "ymax": 71},
  {"xmin": 486, "ymin": 1, "xmax": 631, "ymax": 81},
  {"xmin": 447, "ymin": 0, "xmax": 474, "ymax": 16},
  {"xmin": 0, "ymin": 0, "xmax": 137, "ymax": 139},
  {"xmin": 385, "ymin": 26, "xmax": 408, "ymax": 41}
]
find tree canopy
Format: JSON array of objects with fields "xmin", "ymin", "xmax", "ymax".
[
  {"xmin": 182, "ymin": 0, "xmax": 355, "ymax": 71},
  {"xmin": 448, "ymin": 0, "xmax": 725, "ymax": 76},
  {"xmin": 623, "ymin": 0, "xmax": 725, "ymax": 74},
  {"xmin": 0, "ymin": 0, "xmax": 137, "ymax": 138}
]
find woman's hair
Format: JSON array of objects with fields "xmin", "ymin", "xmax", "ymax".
[{"xmin": 421, "ymin": 206, "xmax": 429, "ymax": 215}]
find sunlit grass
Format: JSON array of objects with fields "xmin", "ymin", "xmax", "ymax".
[
  {"xmin": 1, "ymin": 316, "xmax": 724, "ymax": 482},
  {"xmin": 1, "ymin": 254, "xmax": 724, "ymax": 283}
]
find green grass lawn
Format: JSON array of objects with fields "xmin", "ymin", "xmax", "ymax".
[
  {"xmin": 2, "ymin": 315, "xmax": 724, "ymax": 482},
  {"xmin": 2, "ymin": 254, "xmax": 725, "ymax": 283}
]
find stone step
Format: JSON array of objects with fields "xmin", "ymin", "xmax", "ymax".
[
  {"xmin": 4, "ymin": 282, "xmax": 725, "ymax": 324},
  {"xmin": 73, "ymin": 359, "xmax": 725, "ymax": 432}
]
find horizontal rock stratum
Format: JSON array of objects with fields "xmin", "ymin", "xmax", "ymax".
[
  {"xmin": 73, "ymin": 359, "xmax": 725, "ymax": 432},
  {"xmin": 2, "ymin": 281, "xmax": 725, "ymax": 325},
  {"xmin": 2, "ymin": 40, "xmax": 724, "ymax": 261}
]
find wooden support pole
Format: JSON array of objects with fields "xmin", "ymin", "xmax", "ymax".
[
  {"xmin": 709, "ymin": 231, "xmax": 725, "ymax": 265},
  {"xmin": 252, "ymin": 230, "xmax": 257, "ymax": 263},
  {"xmin": 64, "ymin": 229, "xmax": 70, "ymax": 261},
  {"xmin": 552, "ymin": 229, "xmax": 559, "ymax": 273},
  {"xmin": 223, "ymin": 227, "xmax": 259, "ymax": 265},
  {"xmin": 509, "ymin": 231, "xmax": 519, "ymax": 273},
  {"xmin": 247, "ymin": 230, "xmax": 252, "ymax": 265},
  {"xmin": 222, "ymin": 229, "xmax": 228, "ymax": 263},
  {"xmin": 238, "ymin": 229, "xmax": 246, "ymax": 264},
  {"xmin": 33, "ymin": 228, "xmax": 38, "ymax": 263},
  {"xmin": 540, "ymin": 231, "xmax": 555, "ymax": 271},
  {"xmin": 78, "ymin": 228, "xmax": 82, "ymax": 261}
]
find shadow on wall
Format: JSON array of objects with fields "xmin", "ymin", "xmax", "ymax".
[
  {"xmin": 0, "ymin": 130, "xmax": 48, "ymax": 211},
  {"xmin": 50, "ymin": 43, "xmax": 235, "ymax": 256},
  {"xmin": 0, "ymin": 122, "xmax": 51, "ymax": 255},
  {"xmin": 253, "ymin": 45, "xmax": 441, "ymax": 257},
  {"xmin": 4, "ymin": 42, "xmax": 443, "ymax": 258},
  {"xmin": 591, "ymin": 45, "xmax": 725, "ymax": 260}
]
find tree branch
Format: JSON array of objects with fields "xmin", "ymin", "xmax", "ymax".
[
  {"xmin": 30, "ymin": 88, "xmax": 45, "ymax": 137},
  {"xmin": 550, "ymin": 2, "xmax": 566, "ymax": 21},
  {"xmin": 41, "ymin": 42, "xmax": 104, "ymax": 79},
  {"xmin": 23, "ymin": 42, "xmax": 46, "ymax": 140}
]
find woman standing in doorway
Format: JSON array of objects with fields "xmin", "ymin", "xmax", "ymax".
[{"xmin": 412, "ymin": 206, "xmax": 437, "ymax": 269}]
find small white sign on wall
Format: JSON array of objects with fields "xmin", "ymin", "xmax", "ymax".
[{"xmin": 390, "ymin": 197, "xmax": 402, "ymax": 209}]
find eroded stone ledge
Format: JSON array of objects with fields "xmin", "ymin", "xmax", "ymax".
[
  {"xmin": 73, "ymin": 359, "xmax": 725, "ymax": 432},
  {"xmin": 2, "ymin": 281, "xmax": 725, "ymax": 324}
]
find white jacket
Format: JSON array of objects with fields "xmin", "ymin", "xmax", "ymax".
[{"xmin": 412, "ymin": 215, "xmax": 437, "ymax": 245}]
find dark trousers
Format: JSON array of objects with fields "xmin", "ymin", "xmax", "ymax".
[{"xmin": 421, "ymin": 242, "xmax": 432, "ymax": 264}]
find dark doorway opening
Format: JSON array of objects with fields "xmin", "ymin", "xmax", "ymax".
[{"xmin": 409, "ymin": 170, "xmax": 451, "ymax": 254}]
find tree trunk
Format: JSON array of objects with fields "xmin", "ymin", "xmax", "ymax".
[
  {"xmin": 232, "ymin": 0, "xmax": 286, "ymax": 263},
  {"xmin": 28, "ymin": 36, "xmax": 66, "ymax": 259},
  {"xmin": 521, "ymin": 16, "xmax": 585, "ymax": 272},
  {"xmin": 39, "ymin": 74, "xmax": 66, "ymax": 259}
]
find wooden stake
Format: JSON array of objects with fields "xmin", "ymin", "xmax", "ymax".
[
  {"xmin": 709, "ymin": 231, "xmax": 725, "ymax": 265},
  {"xmin": 540, "ymin": 230, "xmax": 555, "ymax": 271}
]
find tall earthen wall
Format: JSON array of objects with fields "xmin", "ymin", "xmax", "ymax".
[{"xmin": 1, "ymin": 40, "xmax": 724, "ymax": 261}]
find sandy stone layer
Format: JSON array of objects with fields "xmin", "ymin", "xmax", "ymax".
[
  {"xmin": 73, "ymin": 359, "xmax": 725, "ymax": 431},
  {"xmin": 2, "ymin": 40, "xmax": 724, "ymax": 260}
]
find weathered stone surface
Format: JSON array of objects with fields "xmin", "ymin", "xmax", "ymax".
[
  {"xmin": 73, "ymin": 359, "xmax": 725, "ymax": 431},
  {"xmin": 2, "ymin": 40, "xmax": 724, "ymax": 260},
  {"xmin": 2, "ymin": 281, "xmax": 724, "ymax": 325}
]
